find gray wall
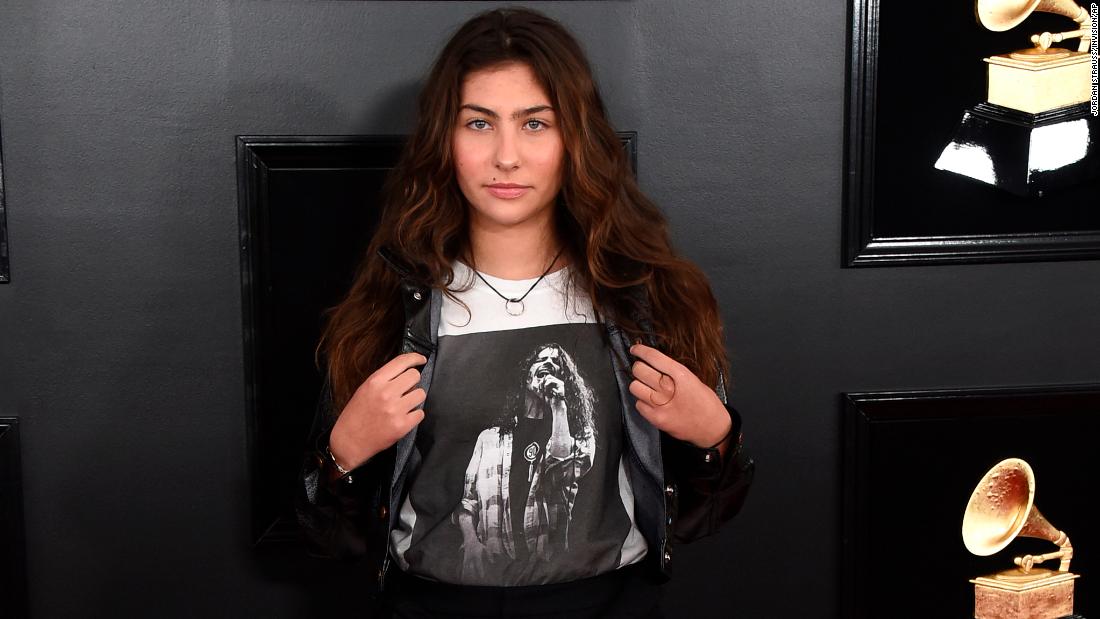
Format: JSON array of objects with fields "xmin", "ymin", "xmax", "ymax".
[{"xmin": 0, "ymin": 1, "xmax": 1097, "ymax": 617}]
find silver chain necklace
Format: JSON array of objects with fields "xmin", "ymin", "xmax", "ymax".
[{"xmin": 473, "ymin": 247, "xmax": 565, "ymax": 316}]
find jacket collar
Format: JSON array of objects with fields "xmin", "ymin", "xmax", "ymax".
[{"xmin": 377, "ymin": 246, "xmax": 419, "ymax": 282}]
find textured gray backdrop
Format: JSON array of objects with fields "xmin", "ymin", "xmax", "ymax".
[{"xmin": 0, "ymin": 1, "xmax": 1098, "ymax": 617}]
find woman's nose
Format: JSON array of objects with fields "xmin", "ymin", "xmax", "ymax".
[{"xmin": 493, "ymin": 133, "xmax": 520, "ymax": 170}]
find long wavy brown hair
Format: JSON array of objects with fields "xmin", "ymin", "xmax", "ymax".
[{"xmin": 318, "ymin": 7, "xmax": 729, "ymax": 411}]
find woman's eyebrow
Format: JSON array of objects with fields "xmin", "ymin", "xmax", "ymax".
[{"xmin": 459, "ymin": 104, "xmax": 555, "ymax": 119}]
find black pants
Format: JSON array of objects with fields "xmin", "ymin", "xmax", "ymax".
[{"xmin": 377, "ymin": 562, "xmax": 665, "ymax": 619}]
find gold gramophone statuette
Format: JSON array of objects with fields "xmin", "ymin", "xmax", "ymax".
[
  {"xmin": 962, "ymin": 458, "xmax": 1079, "ymax": 619},
  {"xmin": 976, "ymin": 0, "xmax": 1093, "ymax": 113}
]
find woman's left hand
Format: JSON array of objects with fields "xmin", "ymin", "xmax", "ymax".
[{"xmin": 628, "ymin": 343, "xmax": 731, "ymax": 448}]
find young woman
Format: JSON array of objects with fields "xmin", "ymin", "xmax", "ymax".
[{"xmin": 298, "ymin": 7, "xmax": 753, "ymax": 618}]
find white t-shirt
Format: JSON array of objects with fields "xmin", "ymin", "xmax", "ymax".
[{"xmin": 389, "ymin": 261, "xmax": 647, "ymax": 586}]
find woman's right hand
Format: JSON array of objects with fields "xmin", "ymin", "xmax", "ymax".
[{"xmin": 328, "ymin": 352, "xmax": 428, "ymax": 471}]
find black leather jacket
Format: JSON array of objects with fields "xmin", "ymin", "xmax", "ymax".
[{"xmin": 296, "ymin": 249, "xmax": 754, "ymax": 597}]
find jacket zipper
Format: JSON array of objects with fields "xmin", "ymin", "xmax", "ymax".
[{"xmin": 379, "ymin": 554, "xmax": 391, "ymax": 591}]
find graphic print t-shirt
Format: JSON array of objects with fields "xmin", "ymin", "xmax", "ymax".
[{"xmin": 389, "ymin": 261, "xmax": 647, "ymax": 586}]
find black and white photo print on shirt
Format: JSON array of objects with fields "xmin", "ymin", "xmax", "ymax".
[{"xmin": 389, "ymin": 262, "xmax": 647, "ymax": 586}]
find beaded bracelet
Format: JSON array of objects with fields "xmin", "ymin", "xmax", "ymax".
[
  {"xmin": 326, "ymin": 445, "xmax": 353, "ymax": 480},
  {"xmin": 705, "ymin": 424, "xmax": 734, "ymax": 450}
]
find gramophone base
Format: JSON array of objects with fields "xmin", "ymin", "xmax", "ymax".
[
  {"xmin": 971, "ymin": 570, "xmax": 1079, "ymax": 619},
  {"xmin": 985, "ymin": 51, "xmax": 1090, "ymax": 114},
  {"xmin": 934, "ymin": 102, "xmax": 1099, "ymax": 197}
]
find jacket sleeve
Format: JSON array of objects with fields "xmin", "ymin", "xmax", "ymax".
[
  {"xmin": 295, "ymin": 373, "xmax": 393, "ymax": 560},
  {"xmin": 663, "ymin": 371, "xmax": 755, "ymax": 544}
]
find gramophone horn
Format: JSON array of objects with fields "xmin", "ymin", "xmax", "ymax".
[
  {"xmin": 976, "ymin": 0, "xmax": 1088, "ymax": 31},
  {"xmin": 961, "ymin": 458, "xmax": 1064, "ymax": 556},
  {"xmin": 962, "ymin": 458, "xmax": 1074, "ymax": 574}
]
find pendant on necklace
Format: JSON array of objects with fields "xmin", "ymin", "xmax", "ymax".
[{"xmin": 505, "ymin": 298, "xmax": 525, "ymax": 316}]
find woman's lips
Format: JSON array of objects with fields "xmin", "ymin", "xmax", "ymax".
[{"xmin": 486, "ymin": 184, "xmax": 530, "ymax": 199}]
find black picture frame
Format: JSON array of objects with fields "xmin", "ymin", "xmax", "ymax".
[
  {"xmin": 236, "ymin": 135, "xmax": 401, "ymax": 549},
  {"xmin": 841, "ymin": 384, "xmax": 1099, "ymax": 618},
  {"xmin": 236, "ymin": 133, "xmax": 638, "ymax": 550},
  {"xmin": 843, "ymin": 0, "xmax": 1100, "ymax": 266},
  {"xmin": 1, "ymin": 117, "xmax": 10, "ymax": 283},
  {"xmin": 1, "ymin": 418, "xmax": 28, "ymax": 618}
]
